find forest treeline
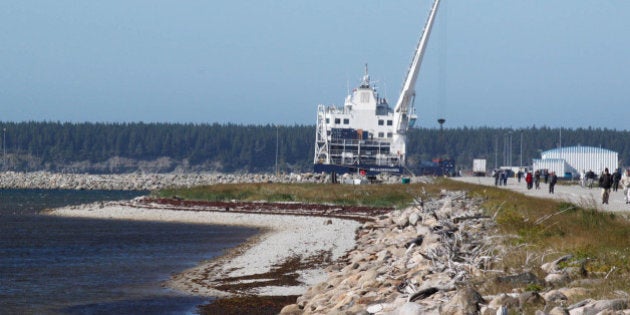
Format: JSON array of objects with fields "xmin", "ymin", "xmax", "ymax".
[{"xmin": 0, "ymin": 121, "xmax": 629, "ymax": 173}]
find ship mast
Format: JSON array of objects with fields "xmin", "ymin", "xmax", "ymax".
[{"xmin": 392, "ymin": 0, "xmax": 441, "ymax": 164}]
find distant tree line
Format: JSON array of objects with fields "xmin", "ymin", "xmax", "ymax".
[{"xmin": 0, "ymin": 121, "xmax": 629, "ymax": 173}]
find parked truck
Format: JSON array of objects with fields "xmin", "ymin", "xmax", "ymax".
[{"xmin": 472, "ymin": 159, "xmax": 487, "ymax": 176}]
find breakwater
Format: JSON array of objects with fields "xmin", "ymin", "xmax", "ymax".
[
  {"xmin": 280, "ymin": 190, "xmax": 630, "ymax": 314},
  {"xmin": 0, "ymin": 171, "xmax": 408, "ymax": 191}
]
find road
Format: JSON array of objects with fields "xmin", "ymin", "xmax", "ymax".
[{"xmin": 451, "ymin": 176, "xmax": 630, "ymax": 212}]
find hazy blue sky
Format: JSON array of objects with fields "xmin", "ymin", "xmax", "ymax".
[{"xmin": 2, "ymin": 1, "xmax": 629, "ymax": 128}]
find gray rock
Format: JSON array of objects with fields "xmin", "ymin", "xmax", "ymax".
[
  {"xmin": 496, "ymin": 271, "xmax": 543, "ymax": 285},
  {"xmin": 279, "ymin": 303, "xmax": 302, "ymax": 314},
  {"xmin": 546, "ymin": 272, "xmax": 571, "ymax": 286},
  {"xmin": 441, "ymin": 286, "xmax": 485, "ymax": 314},
  {"xmin": 519, "ymin": 291, "xmax": 546, "ymax": 308},
  {"xmin": 544, "ymin": 290, "xmax": 568, "ymax": 304},
  {"xmin": 408, "ymin": 212, "xmax": 420, "ymax": 226},
  {"xmin": 572, "ymin": 299, "xmax": 629, "ymax": 315},
  {"xmin": 488, "ymin": 294, "xmax": 519, "ymax": 310},
  {"xmin": 548, "ymin": 306, "xmax": 569, "ymax": 315},
  {"xmin": 395, "ymin": 302, "xmax": 424, "ymax": 315}
]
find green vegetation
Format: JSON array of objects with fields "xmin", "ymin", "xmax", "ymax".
[
  {"xmin": 157, "ymin": 179, "xmax": 630, "ymax": 298},
  {"xmin": 155, "ymin": 182, "xmax": 435, "ymax": 208},
  {"xmin": 438, "ymin": 179, "xmax": 630, "ymax": 298},
  {"xmin": 2, "ymin": 121, "xmax": 630, "ymax": 173}
]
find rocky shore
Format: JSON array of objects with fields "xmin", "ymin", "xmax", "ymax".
[
  {"xmin": 0, "ymin": 171, "xmax": 407, "ymax": 190},
  {"xmin": 280, "ymin": 190, "xmax": 630, "ymax": 314},
  {"xmin": 37, "ymin": 173, "xmax": 630, "ymax": 314}
]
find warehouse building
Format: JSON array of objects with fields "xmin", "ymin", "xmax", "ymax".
[{"xmin": 532, "ymin": 146, "xmax": 618, "ymax": 178}]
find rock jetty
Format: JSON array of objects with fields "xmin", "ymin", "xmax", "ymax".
[
  {"xmin": 281, "ymin": 190, "xmax": 630, "ymax": 314},
  {"xmin": 0, "ymin": 171, "xmax": 409, "ymax": 190}
]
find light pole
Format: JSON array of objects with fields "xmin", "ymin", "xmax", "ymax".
[
  {"xmin": 509, "ymin": 131, "xmax": 513, "ymax": 167},
  {"xmin": 437, "ymin": 118, "xmax": 445, "ymax": 157},
  {"xmin": 520, "ymin": 131, "xmax": 523, "ymax": 167},
  {"xmin": 275, "ymin": 125, "xmax": 279, "ymax": 176},
  {"xmin": 2, "ymin": 128, "xmax": 5, "ymax": 171},
  {"xmin": 494, "ymin": 135, "xmax": 498, "ymax": 169}
]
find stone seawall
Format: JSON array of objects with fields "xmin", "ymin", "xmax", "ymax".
[
  {"xmin": 280, "ymin": 190, "xmax": 630, "ymax": 314},
  {"xmin": 0, "ymin": 171, "xmax": 408, "ymax": 191}
]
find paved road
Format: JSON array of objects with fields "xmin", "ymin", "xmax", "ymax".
[{"xmin": 451, "ymin": 176, "xmax": 630, "ymax": 212}]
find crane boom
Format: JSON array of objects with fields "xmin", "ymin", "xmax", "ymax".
[{"xmin": 394, "ymin": 0, "xmax": 441, "ymax": 133}]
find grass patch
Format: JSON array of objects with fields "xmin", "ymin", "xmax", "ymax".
[
  {"xmin": 154, "ymin": 182, "xmax": 441, "ymax": 208},
  {"xmin": 438, "ymin": 178, "xmax": 630, "ymax": 299}
]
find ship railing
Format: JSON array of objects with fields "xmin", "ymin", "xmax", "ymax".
[{"xmin": 328, "ymin": 139, "xmax": 392, "ymax": 147}]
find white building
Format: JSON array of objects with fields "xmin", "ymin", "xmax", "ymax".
[{"xmin": 532, "ymin": 146, "xmax": 618, "ymax": 178}]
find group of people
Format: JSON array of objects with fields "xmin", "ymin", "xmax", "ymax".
[
  {"xmin": 523, "ymin": 169, "xmax": 558, "ymax": 194},
  {"xmin": 589, "ymin": 168, "xmax": 630, "ymax": 205},
  {"xmin": 493, "ymin": 167, "xmax": 630, "ymax": 205},
  {"xmin": 523, "ymin": 169, "xmax": 551, "ymax": 191}
]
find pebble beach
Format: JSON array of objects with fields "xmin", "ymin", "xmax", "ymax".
[{"xmin": 48, "ymin": 198, "xmax": 361, "ymax": 298}]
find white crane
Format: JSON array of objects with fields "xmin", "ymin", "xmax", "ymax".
[{"xmin": 391, "ymin": 0, "xmax": 441, "ymax": 163}]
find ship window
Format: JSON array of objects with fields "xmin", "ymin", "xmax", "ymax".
[
  {"xmin": 343, "ymin": 118, "xmax": 349, "ymax": 124},
  {"xmin": 378, "ymin": 120, "xmax": 384, "ymax": 126},
  {"xmin": 387, "ymin": 132, "xmax": 393, "ymax": 138},
  {"xmin": 334, "ymin": 118, "xmax": 340, "ymax": 124},
  {"xmin": 378, "ymin": 132, "xmax": 384, "ymax": 138},
  {"xmin": 387, "ymin": 120, "xmax": 393, "ymax": 126},
  {"xmin": 325, "ymin": 118, "xmax": 330, "ymax": 124}
]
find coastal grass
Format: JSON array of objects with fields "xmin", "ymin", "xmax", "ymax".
[
  {"xmin": 438, "ymin": 178, "xmax": 630, "ymax": 298},
  {"xmin": 155, "ymin": 182, "xmax": 441, "ymax": 208}
]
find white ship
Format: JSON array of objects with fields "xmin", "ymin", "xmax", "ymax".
[{"xmin": 314, "ymin": 0, "xmax": 441, "ymax": 175}]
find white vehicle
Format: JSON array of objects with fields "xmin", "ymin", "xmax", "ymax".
[
  {"xmin": 313, "ymin": 0, "xmax": 441, "ymax": 175},
  {"xmin": 473, "ymin": 159, "xmax": 487, "ymax": 176}
]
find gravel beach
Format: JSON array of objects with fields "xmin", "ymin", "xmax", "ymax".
[{"xmin": 47, "ymin": 198, "xmax": 362, "ymax": 298}]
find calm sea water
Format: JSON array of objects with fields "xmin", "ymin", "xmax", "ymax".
[{"xmin": 0, "ymin": 189, "xmax": 258, "ymax": 314}]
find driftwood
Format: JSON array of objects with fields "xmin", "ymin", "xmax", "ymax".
[{"xmin": 534, "ymin": 205, "xmax": 575, "ymax": 225}]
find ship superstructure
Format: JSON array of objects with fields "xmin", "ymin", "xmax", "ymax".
[{"xmin": 314, "ymin": 0, "xmax": 441, "ymax": 175}]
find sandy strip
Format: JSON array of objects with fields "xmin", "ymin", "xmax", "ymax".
[
  {"xmin": 48, "ymin": 202, "xmax": 361, "ymax": 297},
  {"xmin": 453, "ymin": 176, "xmax": 630, "ymax": 212}
]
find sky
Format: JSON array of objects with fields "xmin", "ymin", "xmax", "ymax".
[{"xmin": 2, "ymin": 0, "xmax": 630, "ymax": 129}]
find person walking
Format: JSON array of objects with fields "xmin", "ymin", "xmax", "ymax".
[
  {"xmin": 587, "ymin": 170, "xmax": 595, "ymax": 189},
  {"xmin": 599, "ymin": 168, "xmax": 613, "ymax": 204},
  {"xmin": 544, "ymin": 170, "xmax": 549, "ymax": 184},
  {"xmin": 613, "ymin": 169, "xmax": 621, "ymax": 192},
  {"xmin": 534, "ymin": 170, "xmax": 541, "ymax": 189},
  {"xmin": 549, "ymin": 171, "xmax": 558, "ymax": 194},
  {"xmin": 621, "ymin": 169, "xmax": 630, "ymax": 204},
  {"xmin": 525, "ymin": 171, "xmax": 533, "ymax": 190}
]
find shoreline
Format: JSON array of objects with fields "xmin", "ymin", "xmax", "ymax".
[{"xmin": 46, "ymin": 198, "xmax": 363, "ymax": 298}]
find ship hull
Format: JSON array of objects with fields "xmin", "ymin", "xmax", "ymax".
[{"xmin": 314, "ymin": 163, "xmax": 402, "ymax": 175}]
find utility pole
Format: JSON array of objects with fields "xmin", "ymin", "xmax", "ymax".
[
  {"xmin": 2, "ymin": 128, "xmax": 5, "ymax": 171},
  {"xmin": 520, "ymin": 131, "xmax": 523, "ymax": 167},
  {"xmin": 275, "ymin": 126, "xmax": 279, "ymax": 176},
  {"xmin": 494, "ymin": 135, "xmax": 498, "ymax": 169},
  {"xmin": 437, "ymin": 118, "xmax": 445, "ymax": 157},
  {"xmin": 509, "ymin": 131, "xmax": 513, "ymax": 166}
]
